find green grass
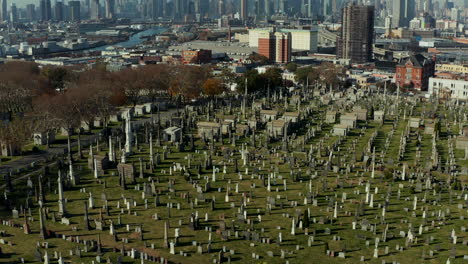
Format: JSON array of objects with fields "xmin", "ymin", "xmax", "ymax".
[{"xmin": 0, "ymin": 97, "xmax": 467, "ymax": 263}]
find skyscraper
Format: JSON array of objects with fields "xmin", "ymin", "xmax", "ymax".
[
  {"xmin": 10, "ymin": 3, "xmax": 17, "ymax": 23},
  {"xmin": 26, "ymin": 4, "xmax": 36, "ymax": 21},
  {"xmin": 40, "ymin": 0, "xmax": 52, "ymax": 21},
  {"xmin": 90, "ymin": 0, "xmax": 100, "ymax": 20},
  {"xmin": 105, "ymin": 0, "xmax": 115, "ymax": 19},
  {"xmin": 323, "ymin": 0, "xmax": 332, "ymax": 17},
  {"xmin": 1, "ymin": 0, "xmax": 7, "ymax": 22},
  {"xmin": 69, "ymin": 0, "xmax": 81, "ymax": 21},
  {"xmin": 240, "ymin": 0, "xmax": 248, "ymax": 21},
  {"xmin": 424, "ymin": 0, "xmax": 433, "ymax": 14},
  {"xmin": 392, "ymin": 0, "xmax": 415, "ymax": 28},
  {"xmin": 55, "ymin": 1, "xmax": 64, "ymax": 21},
  {"xmin": 337, "ymin": 3, "xmax": 374, "ymax": 64}
]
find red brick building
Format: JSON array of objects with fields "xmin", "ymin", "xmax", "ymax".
[
  {"xmin": 395, "ymin": 54, "xmax": 435, "ymax": 91},
  {"xmin": 258, "ymin": 33, "xmax": 275, "ymax": 61},
  {"xmin": 182, "ymin": 49, "xmax": 212, "ymax": 64},
  {"xmin": 274, "ymin": 32, "xmax": 291, "ymax": 64},
  {"xmin": 257, "ymin": 32, "xmax": 291, "ymax": 63}
]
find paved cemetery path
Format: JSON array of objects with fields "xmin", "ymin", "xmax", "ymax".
[
  {"xmin": 0, "ymin": 134, "xmax": 99, "ymax": 175},
  {"xmin": 0, "ymin": 108, "xmax": 179, "ymax": 176}
]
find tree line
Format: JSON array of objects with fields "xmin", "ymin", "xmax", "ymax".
[{"xmin": 0, "ymin": 61, "xmax": 216, "ymax": 156}]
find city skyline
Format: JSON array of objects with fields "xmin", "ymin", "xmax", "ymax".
[{"xmin": 7, "ymin": 0, "xmax": 468, "ymax": 9}]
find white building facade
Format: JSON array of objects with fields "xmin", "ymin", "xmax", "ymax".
[{"xmin": 429, "ymin": 77, "xmax": 468, "ymax": 100}]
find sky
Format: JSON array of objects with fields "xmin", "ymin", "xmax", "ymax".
[{"xmin": 8, "ymin": 0, "xmax": 468, "ymax": 9}]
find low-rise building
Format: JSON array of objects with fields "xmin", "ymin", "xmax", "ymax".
[
  {"xmin": 374, "ymin": 110, "xmax": 385, "ymax": 121},
  {"xmin": 282, "ymin": 112, "xmax": 300, "ymax": 123},
  {"xmin": 428, "ymin": 77, "xmax": 468, "ymax": 100},
  {"xmin": 333, "ymin": 124, "xmax": 348, "ymax": 136},
  {"xmin": 325, "ymin": 111, "xmax": 337, "ymax": 124},
  {"xmin": 395, "ymin": 54, "xmax": 435, "ymax": 91},
  {"xmin": 340, "ymin": 113, "xmax": 357, "ymax": 128},
  {"xmin": 182, "ymin": 49, "xmax": 212, "ymax": 64},
  {"xmin": 197, "ymin": 122, "xmax": 221, "ymax": 138},
  {"xmin": 33, "ymin": 131, "xmax": 55, "ymax": 145},
  {"xmin": 409, "ymin": 117, "xmax": 422, "ymax": 128},
  {"xmin": 260, "ymin": 110, "xmax": 278, "ymax": 122},
  {"xmin": 163, "ymin": 127, "xmax": 182, "ymax": 142},
  {"xmin": 436, "ymin": 64, "xmax": 468, "ymax": 74},
  {"xmin": 267, "ymin": 120, "xmax": 289, "ymax": 138},
  {"xmin": 353, "ymin": 108, "xmax": 368, "ymax": 121},
  {"xmin": 455, "ymin": 136, "xmax": 468, "ymax": 150}
]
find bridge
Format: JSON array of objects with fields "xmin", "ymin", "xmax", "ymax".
[{"xmin": 318, "ymin": 27, "xmax": 338, "ymax": 47}]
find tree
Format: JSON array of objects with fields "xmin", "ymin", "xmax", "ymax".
[
  {"xmin": 168, "ymin": 65, "xmax": 211, "ymax": 100},
  {"xmin": 0, "ymin": 117, "xmax": 33, "ymax": 156},
  {"xmin": 318, "ymin": 62, "xmax": 345, "ymax": 88},
  {"xmin": 236, "ymin": 70, "xmax": 266, "ymax": 94},
  {"xmin": 219, "ymin": 67, "xmax": 237, "ymax": 86},
  {"xmin": 285, "ymin": 62, "xmax": 298, "ymax": 72},
  {"xmin": 0, "ymin": 61, "xmax": 49, "ymax": 114},
  {"xmin": 41, "ymin": 66, "xmax": 71, "ymax": 91},
  {"xmin": 45, "ymin": 93, "xmax": 81, "ymax": 160},
  {"xmin": 115, "ymin": 68, "xmax": 146, "ymax": 106},
  {"xmin": 262, "ymin": 67, "xmax": 283, "ymax": 88},
  {"xmin": 295, "ymin": 66, "xmax": 319, "ymax": 85},
  {"xmin": 248, "ymin": 53, "xmax": 269, "ymax": 64},
  {"xmin": 203, "ymin": 78, "xmax": 225, "ymax": 96},
  {"xmin": 141, "ymin": 65, "xmax": 171, "ymax": 103}
]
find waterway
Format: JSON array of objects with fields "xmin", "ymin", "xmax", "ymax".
[{"xmin": 91, "ymin": 26, "xmax": 167, "ymax": 51}]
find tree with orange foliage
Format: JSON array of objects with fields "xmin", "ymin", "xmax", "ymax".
[{"xmin": 203, "ymin": 78, "xmax": 225, "ymax": 97}]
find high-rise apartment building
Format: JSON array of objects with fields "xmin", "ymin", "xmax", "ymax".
[
  {"xmin": 337, "ymin": 3, "xmax": 374, "ymax": 64},
  {"xmin": 392, "ymin": 0, "xmax": 415, "ymax": 28},
  {"xmin": 105, "ymin": 0, "xmax": 115, "ymax": 19},
  {"xmin": 55, "ymin": 1, "xmax": 64, "ymax": 21},
  {"xmin": 40, "ymin": 0, "xmax": 52, "ymax": 21},
  {"xmin": 274, "ymin": 32, "xmax": 291, "ymax": 63},
  {"xmin": 258, "ymin": 31, "xmax": 291, "ymax": 63},
  {"xmin": 1, "ymin": 0, "xmax": 7, "ymax": 22},
  {"xmin": 69, "ymin": 1, "xmax": 81, "ymax": 21},
  {"xmin": 240, "ymin": 0, "xmax": 248, "ymax": 21},
  {"xmin": 258, "ymin": 32, "xmax": 275, "ymax": 61},
  {"xmin": 27, "ymin": 4, "xmax": 36, "ymax": 21},
  {"xmin": 90, "ymin": 0, "xmax": 100, "ymax": 20},
  {"xmin": 10, "ymin": 3, "xmax": 17, "ymax": 23}
]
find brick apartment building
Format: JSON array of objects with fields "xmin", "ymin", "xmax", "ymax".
[{"xmin": 257, "ymin": 31, "xmax": 291, "ymax": 63}]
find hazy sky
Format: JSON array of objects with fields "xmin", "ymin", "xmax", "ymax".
[{"xmin": 8, "ymin": 0, "xmax": 468, "ymax": 9}]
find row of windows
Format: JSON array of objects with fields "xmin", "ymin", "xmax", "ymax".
[{"xmin": 433, "ymin": 82, "xmax": 468, "ymax": 90}]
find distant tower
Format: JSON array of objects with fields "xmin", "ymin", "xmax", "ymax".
[
  {"xmin": 69, "ymin": 0, "xmax": 81, "ymax": 21},
  {"xmin": 90, "ymin": 0, "xmax": 100, "ymax": 20},
  {"xmin": 337, "ymin": 2, "xmax": 375, "ymax": 63},
  {"xmin": 1, "ymin": 0, "xmax": 7, "ymax": 22},
  {"xmin": 54, "ymin": 1, "xmax": 64, "ymax": 21},
  {"xmin": 10, "ymin": 3, "xmax": 17, "ymax": 23},
  {"xmin": 425, "ymin": 0, "xmax": 433, "ymax": 14},
  {"xmin": 27, "ymin": 4, "xmax": 36, "ymax": 21},
  {"xmin": 392, "ymin": 0, "xmax": 415, "ymax": 28},
  {"xmin": 240, "ymin": 0, "xmax": 248, "ymax": 21},
  {"xmin": 105, "ymin": 0, "xmax": 115, "ymax": 19}
]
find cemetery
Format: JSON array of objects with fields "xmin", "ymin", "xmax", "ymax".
[{"xmin": 0, "ymin": 84, "xmax": 467, "ymax": 264}]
